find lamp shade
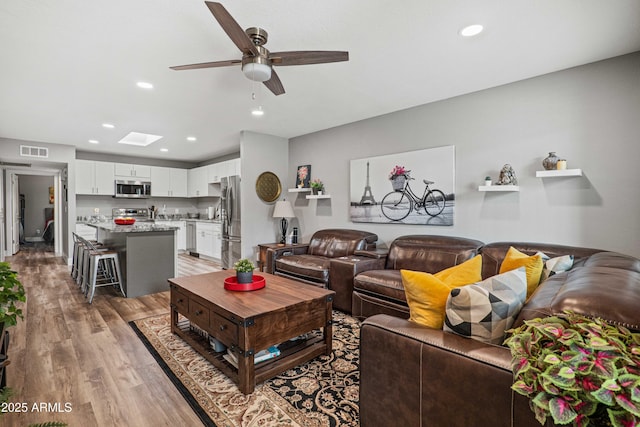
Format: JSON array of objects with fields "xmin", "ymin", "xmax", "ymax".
[{"xmin": 273, "ymin": 200, "xmax": 295, "ymax": 218}]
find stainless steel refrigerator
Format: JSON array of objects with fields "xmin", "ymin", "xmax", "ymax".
[{"xmin": 221, "ymin": 175, "xmax": 241, "ymax": 269}]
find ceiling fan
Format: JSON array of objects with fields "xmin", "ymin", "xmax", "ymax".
[{"xmin": 170, "ymin": 1, "xmax": 349, "ymax": 96}]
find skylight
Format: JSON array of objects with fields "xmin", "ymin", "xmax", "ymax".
[{"xmin": 117, "ymin": 132, "xmax": 163, "ymax": 147}]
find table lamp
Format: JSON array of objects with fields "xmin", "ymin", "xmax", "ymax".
[{"xmin": 273, "ymin": 200, "xmax": 295, "ymax": 244}]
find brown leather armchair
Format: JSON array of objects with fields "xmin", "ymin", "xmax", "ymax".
[{"xmin": 265, "ymin": 229, "xmax": 378, "ymax": 311}]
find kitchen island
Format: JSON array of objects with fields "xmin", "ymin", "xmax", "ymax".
[{"xmin": 87, "ymin": 222, "xmax": 178, "ymax": 298}]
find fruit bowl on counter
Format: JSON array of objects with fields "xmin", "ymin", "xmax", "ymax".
[{"xmin": 114, "ymin": 217, "xmax": 136, "ymax": 225}]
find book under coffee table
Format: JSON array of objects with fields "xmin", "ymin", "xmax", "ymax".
[{"xmin": 168, "ymin": 270, "xmax": 335, "ymax": 394}]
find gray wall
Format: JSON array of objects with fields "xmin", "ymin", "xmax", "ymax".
[
  {"xmin": 289, "ymin": 52, "xmax": 640, "ymax": 258},
  {"xmin": 18, "ymin": 175, "xmax": 54, "ymax": 238},
  {"xmin": 240, "ymin": 131, "xmax": 289, "ymax": 262}
]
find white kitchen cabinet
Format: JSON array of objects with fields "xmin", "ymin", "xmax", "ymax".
[
  {"xmin": 196, "ymin": 222, "xmax": 220, "ymax": 258},
  {"xmin": 114, "ymin": 163, "xmax": 151, "ymax": 179},
  {"xmin": 155, "ymin": 220, "xmax": 186, "ymax": 250},
  {"xmin": 188, "ymin": 166, "xmax": 208, "ymax": 197},
  {"xmin": 76, "ymin": 160, "xmax": 115, "ymax": 195},
  {"xmin": 227, "ymin": 158, "xmax": 241, "ymax": 177},
  {"xmin": 151, "ymin": 167, "xmax": 188, "ymax": 197},
  {"xmin": 207, "ymin": 163, "xmax": 221, "ymax": 183},
  {"xmin": 212, "ymin": 223, "xmax": 221, "ymax": 259}
]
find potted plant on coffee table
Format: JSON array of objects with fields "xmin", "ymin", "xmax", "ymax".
[
  {"xmin": 504, "ymin": 311, "xmax": 640, "ymax": 427},
  {"xmin": 234, "ymin": 259, "xmax": 255, "ymax": 284}
]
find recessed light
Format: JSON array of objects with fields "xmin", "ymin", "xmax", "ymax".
[
  {"xmin": 160, "ymin": 148, "xmax": 169, "ymax": 152},
  {"xmin": 460, "ymin": 24, "xmax": 484, "ymax": 37},
  {"xmin": 117, "ymin": 131, "xmax": 163, "ymax": 146},
  {"xmin": 187, "ymin": 136, "xmax": 197, "ymax": 142},
  {"xmin": 136, "ymin": 81, "xmax": 154, "ymax": 89},
  {"xmin": 102, "ymin": 123, "xmax": 115, "ymax": 129},
  {"xmin": 251, "ymin": 106, "xmax": 265, "ymax": 117},
  {"xmin": 88, "ymin": 139, "xmax": 99, "ymax": 144}
]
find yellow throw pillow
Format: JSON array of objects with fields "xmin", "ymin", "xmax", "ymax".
[
  {"xmin": 499, "ymin": 247, "xmax": 544, "ymax": 298},
  {"xmin": 402, "ymin": 255, "xmax": 482, "ymax": 329},
  {"xmin": 434, "ymin": 254, "xmax": 482, "ymax": 285}
]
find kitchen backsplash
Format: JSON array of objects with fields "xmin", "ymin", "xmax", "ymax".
[{"xmin": 76, "ymin": 195, "xmax": 220, "ymax": 219}]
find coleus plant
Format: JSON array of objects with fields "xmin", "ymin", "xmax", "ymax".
[{"xmin": 504, "ymin": 311, "xmax": 640, "ymax": 427}]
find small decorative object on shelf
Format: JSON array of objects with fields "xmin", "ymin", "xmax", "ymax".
[
  {"xmin": 556, "ymin": 159, "xmax": 567, "ymax": 170},
  {"xmin": 484, "ymin": 176, "xmax": 492, "ymax": 186},
  {"xmin": 233, "ymin": 258, "xmax": 255, "ymax": 284},
  {"xmin": 310, "ymin": 178, "xmax": 324, "ymax": 195},
  {"xmin": 542, "ymin": 152, "xmax": 559, "ymax": 170},
  {"xmin": 496, "ymin": 164, "xmax": 518, "ymax": 185},
  {"xmin": 389, "ymin": 165, "xmax": 409, "ymax": 191}
]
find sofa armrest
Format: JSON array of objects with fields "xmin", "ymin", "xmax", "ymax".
[
  {"xmin": 265, "ymin": 244, "xmax": 310, "ymax": 274},
  {"xmin": 353, "ymin": 248, "xmax": 389, "ymax": 259},
  {"xmin": 360, "ymin": 314, "xmax": 539, "ymax": 427},
  {"xmin": 328, "ymin": 256, "xmax": 387, "ymax": 313}
]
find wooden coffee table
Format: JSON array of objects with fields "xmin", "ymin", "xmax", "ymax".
[{"xmin": 168, "ymin": 270, "xmax": 335, "ymax": 394}]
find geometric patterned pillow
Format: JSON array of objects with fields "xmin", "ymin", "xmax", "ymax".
[
  {"xmin": 444, "ymin": 267, "xmax": 527, "ymax": 345},
  {"xmin": 536, "ymin": 252, "xmax": 574, "ymax": 281}
]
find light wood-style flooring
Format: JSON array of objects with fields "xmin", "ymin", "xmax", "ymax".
[{"xmin": 2, "ymin": 246, "xmax": 221, "ymax": 426}]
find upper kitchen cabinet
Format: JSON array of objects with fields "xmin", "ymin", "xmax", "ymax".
[
  {"xmin": 188, "ymin": 166, "xmax": 208, "ymax": 197},
  {"xmin": 207, "ymin": 158, "xmax": 241, "ymax": 183},
  {"xmin": 114, "ymin": 163, "xmax": 151, "ymax": 179},
  {"xmin": 76, "ymin": 160, "xmax": 115, "ymax": 195},
  {"xmin": 151, "ymin": 167, "xmax": 188, "ymax": 198}
]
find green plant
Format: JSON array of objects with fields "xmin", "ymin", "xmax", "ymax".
[
  {"xmin": 0, "ymin": 262, "xmax": 26, "ymax": 327},
  {"xmin": 504, "ymin": 311, "xmax": 640, "ymax": 427},
  {"xmin": 310, "ymin": 179, "xmax": 324, "ymax": 190},
  {"xmin": 233, "ymin": 259, "xmax": 254, "ymax": 273}
]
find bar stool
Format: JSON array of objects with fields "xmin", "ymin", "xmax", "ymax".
[
  {"xmin": 75, "ymin": 235, "xmax": 125, "ymax": 303},
  {"xmin": 87, "ymin": 247, "xmax": 125, "ymax": 304}
]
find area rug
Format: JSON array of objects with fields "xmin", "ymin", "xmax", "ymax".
[{"xmin": 130, "ymin": 311, "xmax": 360, "ymax": 427}]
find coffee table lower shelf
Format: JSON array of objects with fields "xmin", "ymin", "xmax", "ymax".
[{"xmin": 172, "ymin": 316, "xmax": 328, "ymax": 391}]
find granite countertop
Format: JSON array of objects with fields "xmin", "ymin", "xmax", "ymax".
[{"xmin": 86, "ymin": 222, "xmax": 179, "ymax": 233}]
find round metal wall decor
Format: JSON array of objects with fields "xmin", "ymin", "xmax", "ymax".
[{"xmin": 255, "ymin": 171, "xmax": 282, "ymax": 202}]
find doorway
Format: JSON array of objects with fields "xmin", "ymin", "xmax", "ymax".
[{"xmin": 3, "ymin": 167, "xmax": 62, "ymax": 257}]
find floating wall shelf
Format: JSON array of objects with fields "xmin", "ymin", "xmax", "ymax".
[
  {"xmin": 306, "ymin": 194, "xmax": 331, "ymax": 199},
  {"xmin": 478, "ymin": 185, "xmax": 520, "ymax": 192},
  {"xmin": 535, "ymin": 169, "xmax": 583, "ymax": 178},
  {"xmin": 288, "ymin": 188, "xmax": 312, "ymax": 192}
]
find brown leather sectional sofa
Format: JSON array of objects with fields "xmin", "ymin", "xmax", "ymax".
[{"xmin": 358, "ymin": 240, "xmax": 640, "ymax": 427}]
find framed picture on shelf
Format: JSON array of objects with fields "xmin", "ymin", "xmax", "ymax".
[{"xmin": 296, "ymin": 165, "xmax": 311, "ymax": 188}]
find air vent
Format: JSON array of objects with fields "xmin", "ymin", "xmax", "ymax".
[{"xmin": 20, "ymin": 145, "xmax": 49, "ymax": 158}]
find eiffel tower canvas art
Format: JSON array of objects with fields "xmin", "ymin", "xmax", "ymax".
[{"xmin": 349, "ymin": 146, "xmax": 455, "ymax": 226}]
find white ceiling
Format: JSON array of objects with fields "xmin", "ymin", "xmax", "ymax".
[{"xmin": 1, "ymin": 0, "xmax": 639, "ymax": 163}]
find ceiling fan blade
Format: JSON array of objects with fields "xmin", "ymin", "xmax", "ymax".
[
  {"xmin": 170, "ymin": 59, "xmax": 241, "ymax": 71},
  {"xmin": 269, "ymin": 51, "xmax": 349, "ymax": 66},
  {"xmin": 205, "ymin": 2, "xmax": 259, "ymax": 56},
  {"xmin": 263, "ymin": 70, "xmax": 285, "ymax": 96}
]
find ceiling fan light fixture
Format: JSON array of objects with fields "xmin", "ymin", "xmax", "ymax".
[{"xmin": 242, "ymin": 62, "xmax": 271, "ymax": 82}]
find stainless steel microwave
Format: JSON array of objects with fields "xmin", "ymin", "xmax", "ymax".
[{"xmin": 114, "ymin": 180, "xmax": 151, "ymax": 198}]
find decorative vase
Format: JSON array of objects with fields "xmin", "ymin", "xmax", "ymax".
[
  {"xmin": 236, "ymin": 271, "xmax": 253, "ymax": 284},
  {"xmin": 391, "ymin": 175, "xmax": 406, "ymax": 191},
  {"xmin": 542, "ymin": 152, "xmax": 559, "ymax": 170},
  {"xmin": 312, "ymin": 187, "xmax": 319, "ymax": 195},
  {"xmin": 485, "ymin": 179, "xmax": 492, "ymax": 186}
]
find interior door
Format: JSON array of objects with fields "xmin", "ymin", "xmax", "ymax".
[{"xmin": 10, "ymin": 173, "xmax": 19, "ymax": 254}]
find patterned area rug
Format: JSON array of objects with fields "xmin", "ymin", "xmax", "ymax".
[{"xmin": 130, "ymin": 311, "xmax": 360, "ymax": 427}]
